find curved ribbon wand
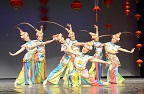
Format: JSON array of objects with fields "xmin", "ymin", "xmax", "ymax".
[{"xmin": 6, "ymin": 22, "xmax": 36, "ymax": 36}]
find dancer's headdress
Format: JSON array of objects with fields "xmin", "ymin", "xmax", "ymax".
[
  {"xmin": 17, "ymin": 27, "xmax": 29, "ymax": 40},
  {"xmin": 35, "ymin": 25, "xmax": 44, "ymax": 37},
  {"xmin": 112, "ymin": 32, "xmax": 121, "ymax": 41}
]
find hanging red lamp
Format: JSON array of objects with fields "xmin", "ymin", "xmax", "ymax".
[
  {"xmin": 135, "ymin": 30, "xmax": 142, "ymax": 38},
  {"xmin": 125, "ymin": 1, "xmax": 130, "ymax": 15},
  {"xmin": 93, "ymin": 5, "xmax": 101, "ymax": 22},
  {"xmin": 71, "ymin": 0, "xmax": 82, "ymax": 11},
  {"xmin": 135, "ymin": 13, "xmax": 141, "ymax": 20},
  {"xmin": 104, "ymin": 0, "xmax": 112, "ymax": 8},
  {"xmin": 10, "ymin": 0, "xmax": 22, "ymax": 10},
  {"xmin": 136, "ymin": 59, "xmax": 143, "ymax": 67},
  {"xmin": 41, "ymin": 0, "xmax": 48, "ymax": 6},
  {"xmin": 106, "ymin": 23, "xmax": 112, "ymax": 31},
  {"xmin": 125, "ymin": 9, "xmax": 130, "ymax": 15},
  {"xmin": 41, "ymin": 8, "xmax": 48, "ymax": 15},
  {"xmin": 136, "ymin": 43, "xmax": 142, "ymax": 50}
]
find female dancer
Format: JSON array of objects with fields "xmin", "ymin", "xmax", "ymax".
[
  {"xmin": 32, "ymin": 25, "xmax": 55, "ymax": 83},
  {"xmin": 43, "ymin": 33, "xmax": 79, "ymax": 86},
  {"xmin": 68, "ymin": 41, "xmax": 111, "ymax": 87},
  {"xmin": 63, "ymin": 23, "xmax": 85, "ymax": 85},
  {"xmin": 88, "ymin": 24, "xmax": 104, "ymax": 85},
  {"xmin": 9, "ymin": 27, "xmax": 39, "ymax": 85},
  {"xmin": 104, "ymin": 32, "xmax": 135, "ymax": 84}
]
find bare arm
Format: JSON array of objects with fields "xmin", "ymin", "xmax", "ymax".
[
  {"xmin": 118, "ymin": 48, "xmax": 135, "ymax": 53},
  {"xmin": 73, "ymin": 42, "xmax": 85, "ymax": 47},
  {"xmin": 89, "ymin": 58, "xmax": 111, "ymax": 64},
  {"xmin": 9, "ymin": 47, "xmax": 25, "ymax": 56},
  {"xmin": 41, "ymin": 39, "xmax": 54, "ymax": 45},
  {"xmin": 94, "ymin": 24, "xmax": 98, "ymax": 36}
]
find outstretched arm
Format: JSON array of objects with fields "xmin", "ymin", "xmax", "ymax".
[
  {"xmin": 118, "ymin": 48, "xmax": 135, "ymax": 53},
  {"xmin": 41, "ymin": 39, "xmax": 55, "ymax": 45},
  {"xmin": 9, "ymin": 47, "xmax": 25, "ymax": 56},
  {"xmin": 73, "ymin": 42, "xmax": 85, "ymax": 47},
  {"xmin": 94, "ymin": 24, "xmax": 98, "ymax": 36},
  {"xmin": 89, "ymin": 58, "xmax": 111, "ymax": 64}
]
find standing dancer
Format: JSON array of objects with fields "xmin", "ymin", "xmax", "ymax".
[
  {"xmin": 68, "ymin": 41, "xmax": 111, "ymax": 87},
  {"xmin": 88, "ymin": 24, "xmax": 104, "ymax": 85},
  {"xmin": 32, "ymin": 25, "xmax": 54, "ymax": 83},
  {"xmin": 104, "ymin": 32, "xmax": 135, "ymax": 84},
  {"xmin": 63, "ymin": 23, "xmax": 85, "ymax": 85},
  {"xmin": 43, "ymin": 33, "xmax": 78, "ymax": 86},
  {"xmin": 9, "ymin": 27, "xmax": 38, "ymax": 85}
]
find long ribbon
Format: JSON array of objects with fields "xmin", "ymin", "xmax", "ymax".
[
  {"xmin": 37, "ymin": 21, "xmax": 66, "ymax": 29},
  {"xmin": 6, "ymin": 22, "xmax": 36, "ymax": 36}
]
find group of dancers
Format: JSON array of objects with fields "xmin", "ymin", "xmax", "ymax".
[{"xmin": 9, "ymin": 22, "xmax": 135, "ymax": 87}]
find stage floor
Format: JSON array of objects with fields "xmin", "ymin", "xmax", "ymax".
[{"xmin": 0, "ymin": 78, "xmax": 144, "ymax": 94}]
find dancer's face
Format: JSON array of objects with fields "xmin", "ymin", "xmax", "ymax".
[
  {"xmin": 111, "ymin": 36, "xmax": 119, "ymax": 43},
  {"xmin": 37, "ymin": 36, "xmax": 43, "ymax": 41},
  {"xmin": 21, "ymin": 32, "xmax": 30, "ymax": 42},
  {"xmin": 82, "ymin": 44, "xmax": 92, "ymax": 54}
]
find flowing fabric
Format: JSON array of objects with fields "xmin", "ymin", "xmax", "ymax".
[
  {"xmin": 105, "ymin": 42, "xmax": 125, "ymax": 84},
  {"xmin": 15, "ymin": 40, "xmax": 37, "ymax": 85},
  {"xmin": 89, "ymin": 42, "xmax": 103, "ymax": 85},
  {"xmin": 68, "ymin": 52, "xmax": 99, "ymax": 87}
]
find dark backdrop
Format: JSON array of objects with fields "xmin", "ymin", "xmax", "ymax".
[{"xmin": 0, "ymin": 0, "xmax": 141, "ymax": 78}]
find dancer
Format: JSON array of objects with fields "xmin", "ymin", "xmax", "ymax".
[
  {"xmin": 9, "ymin": 27, "xmax": 39, "ymax": 85},
  {"xmin": 32, "ymin": 25, "xmax": 55, "ymax": 83},
  {"xmin": 88, "ymin": 24, "xmax": 104, "ymax": 85},
  {"xmin": 68, "ymin": 41, "xmax": 112, "ymax": 87},
  {"xmin": 63, "ymin": 23, "xmax": 85, "ymax": 85},
  {"xmin": 43, "ymin": 33, "xmax": 79, "ymax": 86},
  {"xmin": 104, "ymin": 32, "xmax": 135, "ymax": 84}
]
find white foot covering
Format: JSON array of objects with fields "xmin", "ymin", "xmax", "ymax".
[{"xmin": 43, "ymin": 80, "xmax": 47, "ymax": 86}]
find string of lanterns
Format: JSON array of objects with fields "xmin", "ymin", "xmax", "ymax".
[
  {"xmin": 40, "ymin": 0, "xmax": 49, "ymax": 31},
  {"xmin": 125, "ymin": 0, "xmax": 130, "ymax": 15}
]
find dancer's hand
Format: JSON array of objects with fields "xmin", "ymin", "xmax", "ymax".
[
  {"xmin": 67, "ymin": 23, "xmax": 71, "ymax": 27},
  {"xmin": 94, "ymin": 24, "xmax": 98, "ymax": 29},
  {"xmin": 9, "ymin": 52, "xmax": 14, "ymax": 56},
  {"xmin": 107, "ymin": 61, "xmax": 112, "ymax": 65},
  {"xmin": 130, "ymin": 48, "xmax": 135, "ymax": 53}
]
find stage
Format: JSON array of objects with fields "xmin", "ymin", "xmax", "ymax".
[{"xmin": 0, "ymin": 78, "xmax": 144, "ymax": 94}]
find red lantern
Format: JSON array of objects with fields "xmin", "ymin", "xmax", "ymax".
[
  {"xmin": 106, "ymin": 24, "xmax": 112, "ymax": 31},
  {"xmin": 125, "ymin": 9, "xmax": 130, "ymax": 15},
  {"xmin": 136, "ymin": 44, "xmax": 142, "ymax": 50},
  {"xmin": 10, "ymin": 0, "xmax": 22, "ymax": 10},
  {"xmin": 136, "ymin": 59, "xmax": 143, "ymax": 67},
  {"xmin": 125, "ymin": 1, "xmax": 130, "ymax": 5},
  {"xmin": 71, "ymin": 0, "xmax": 82, "ymax": 11},
  {"xmin": 41, "ymin": 8, "xmax": 48, "ymax": 15},
  {"xmin": 135, "ymin": 13, "xmax": 141, "ymax": 20},
  {"xmin": 125, "ymin": 6, "xmax": 130, "ymax": 9},
  {"xmin": 41, "ymin": 0, "xmax": 48, "ymax": 6},
  {"xmin": 135, "ymin": 30, "xmax": 142, "ymax": 38},
  {"xmin": 104, "ymin": 0, "xmax": 112, "ymax": 7},
  {"xmin": 41, "ymin": 15, "xmax": 48, "ymax": 21}
]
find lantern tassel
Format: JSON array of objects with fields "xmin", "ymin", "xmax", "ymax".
[
  {"xmin": 96, "ymin": 11, "xmax": 98, "ymax": 22},
  {"xmin": 138, "ymin": 64, "xmax": 141, "ymax": 67}
]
